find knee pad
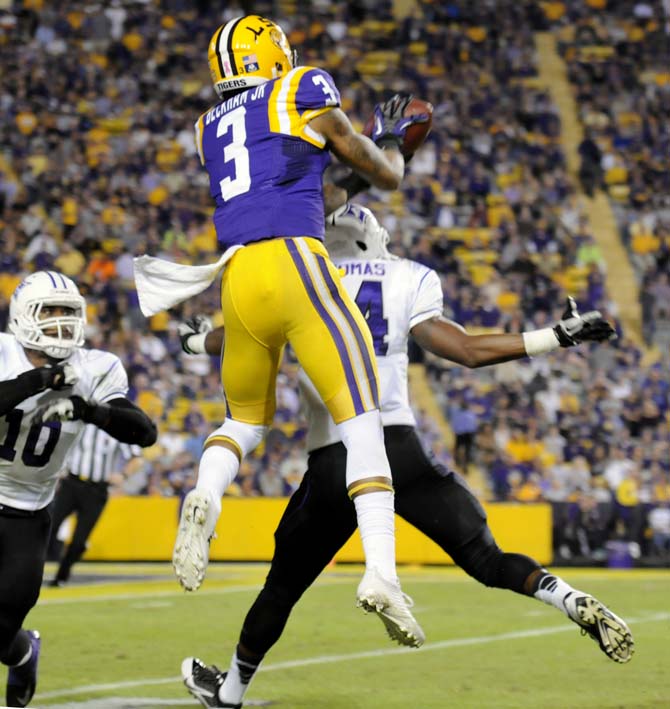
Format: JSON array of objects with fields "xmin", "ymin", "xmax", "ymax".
[
  {"xmin": 206, "ymin": 419, "xmax": 268, "ymax": 459},
  {"xmin": 336, "ymin": 410, "xmax": 391, "ymax": 486}
]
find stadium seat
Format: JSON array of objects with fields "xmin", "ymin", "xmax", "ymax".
[
  {"xmin": 604, "ymin": 166, "xmax": 628, "ymax": 185},
  {"xmin": 0, "ymin": 273, "xmax": 21, "ymax": 300},
  {"xmin": 541, "ymin": 2, "xmax": 566, "ymax": 21},
  {"xmin": 496, "ymin": 291, "xmax": 520, "ymax": 311}
]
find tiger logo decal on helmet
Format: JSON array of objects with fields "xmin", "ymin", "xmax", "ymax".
[{"xmin": 208, "ymin": 15, "xmax": 297, "ymax": 98}]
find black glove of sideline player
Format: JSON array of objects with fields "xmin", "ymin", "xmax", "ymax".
[
  {"xmin": 553, "ymin": 297, "xmax": 616, "ymax": 347},
  {"xmin": 178, "ymin": 315, "xmax": 213, "ymax": 354}
]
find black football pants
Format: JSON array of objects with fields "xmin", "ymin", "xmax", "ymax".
[
  {"xmin": 0, "ymin": 504, "xmax": 50, "ymax": 658},
  {"xmin": 239, "ymin": 426, "xmax": 540, "ymax": 655}
]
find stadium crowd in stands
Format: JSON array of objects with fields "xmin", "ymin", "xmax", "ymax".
[
  {"xmin": 552, "ymin": 0, "xmax": 670, "ymax": 349},
  {"xmin": 0, "ymin": 0, "xmax": 668, "ymax": 564}
]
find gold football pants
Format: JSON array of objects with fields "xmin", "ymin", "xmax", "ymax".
[{"xmin": 220, "ymin": 237, "xmax": 380, "ymax": 425}]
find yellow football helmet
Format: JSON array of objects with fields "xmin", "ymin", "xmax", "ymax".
[{"xmin": 208, "ymin": 15, "xmax": 297, "ymax": 98}]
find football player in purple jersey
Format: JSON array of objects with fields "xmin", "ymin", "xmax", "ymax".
[{"xmin": 173, "ymin": 14, "xmax": 431, "ymax": 663}]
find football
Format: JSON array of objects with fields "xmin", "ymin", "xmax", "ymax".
[{"xmin": 363, "ymin": 97, "xmax": 434, "ymax": 158}]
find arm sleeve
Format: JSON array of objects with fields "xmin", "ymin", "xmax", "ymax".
[
  {"xmin": 0, "ymin": 369, "xmax": 50, "ymax": 417},
  {"xmin": 82, "ymin": 398, "xmax": 157, "ymax": 448},
  {"xmin": 74, "ymin": 353, "xmax": 154, "ymax": 445},
  {"xmin": 409, "ymin": 267, "xmax": 444, "ymax": 330}
]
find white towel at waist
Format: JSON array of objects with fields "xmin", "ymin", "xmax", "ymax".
[{"xmin": 133, "ymin": 245, "xmax": 243, "ymax": 317}]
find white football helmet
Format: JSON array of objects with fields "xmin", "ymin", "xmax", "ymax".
[
  {"xmin": 9, "ymin": 271, "xmax": 86, "ymax": 359},
  {"xmin": 325, "ymin": 203, "xmax": 391, "ymax": 260}
]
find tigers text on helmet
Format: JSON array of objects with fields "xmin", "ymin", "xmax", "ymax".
[
  {"xmin": 325, "ymin": 203, "xmax": 391, "ymax": 260},
  {"xmin": 208, "ymin": 15, "xmax": 296, "ymax": 99},
  {"xmin": 9, "ymin": 271, "xmax": 86, "ymax": 360}
]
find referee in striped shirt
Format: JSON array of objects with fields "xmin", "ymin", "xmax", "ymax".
[{"xmin": 47, "ymin": 424, "xmax": 141, "ymax": 586}]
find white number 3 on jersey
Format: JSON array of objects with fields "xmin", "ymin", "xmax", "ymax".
[{"xmin": 312, "ymin": 75, "xmax": 338, "ymax": 105}]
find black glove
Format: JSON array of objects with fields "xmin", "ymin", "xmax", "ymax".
[
  {"xmin": 370, "ymin": 93, "xmax": 428, "ymax": 149},
  {"xmin": 553, "ymin": 297, "xmax": 616, "ymax": 347},
  {"xmin": 31, "ymin": 395, "xmax": 91, "ymax": 425},
  {"xmin": 35, "ymin": 362, "xmax": 78, "ymax": 391},
  {"xmin": 178, "ymin": 316, "xmax": 213, "ymax": 354}
]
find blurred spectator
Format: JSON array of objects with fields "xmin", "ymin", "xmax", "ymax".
[
  {"xmin": 647, "ymin": 502, "xmax": 670, "ymax": 560},
  {"xmin": 448, "ymin": 394, "xmax": 479, "ymax": 472},
  {"xmin": 258, "ymin": 461, "xmax": 288, "ymax": 497},
  {"xmin": 54, "ymin": 240, "xmax": 86, "ymax": 278},
  {"xmin": 577, "ymin": 131, "xmax": 602, "ymax": 196},
  {"xmin": 183, "ymin": 403, "xmax": 206, "ymax": 435},
  {"xmin": 561, "ymin": 491, "xmax": 612, "ymax": 562}
]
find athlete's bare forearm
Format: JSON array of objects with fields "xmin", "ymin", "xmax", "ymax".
[
  {"xmin": 204, "ymin": 327, "xmax": 225, "ymax": 356},
  {"xmin": 310, "ymin": 108, "xmax": 403, "ymax": 189},
  {"xmin": 411, "ymin": 316, "xmax": 527, "ymax": 368}
]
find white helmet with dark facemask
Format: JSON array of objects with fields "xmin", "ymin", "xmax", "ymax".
[
  {"xmin": 325, "ymin": 203, "xmax": 391, "ymax": 260},
  {"xmin": 9, "ymin": 271, "xmax": 86, "ymax": 360}
]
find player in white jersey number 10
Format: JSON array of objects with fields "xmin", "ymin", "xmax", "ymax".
[
  {"xmin": 0, "ymin": 271, "xmax": 157, "ymax": 708},
  {"xmin": 178, "ymin": 205, "xmax": 632, "ymax": 708}
]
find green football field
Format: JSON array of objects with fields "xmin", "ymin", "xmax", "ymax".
[{"xmin": 19, "ymin": 563, "xmax": 669, "ymax": 708}]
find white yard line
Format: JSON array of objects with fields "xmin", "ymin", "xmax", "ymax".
[{"xmin": 38, "ymin": 611, "xmax": 668, "ymax": 702}]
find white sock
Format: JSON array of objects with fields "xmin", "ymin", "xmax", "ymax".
[
  {"xmin": 533, "ymin": 573, "xmax": 580, "ymax": 615},
  {"xmin": 353, "ymin": 490, "xmax": 396, "ymax": 581},
  {"xmin": 219, "ymin": 650, "xmax": 261, "ymax": 705},
  {"xmin": 335, "ymin": 411, "xmax": 396, "ymax": 581},
  {"xmin": 196, "ymin": 445, "xmax": 240, "ymax": 499}
]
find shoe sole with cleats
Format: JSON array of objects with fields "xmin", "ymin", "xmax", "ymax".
[
  {"xmin": 570, "ymin": 595, "xmax": 634, "ymax": 663},
  {"xmin": 173, "ymin": 492, "xmax": 213, "ymax": 592},
  {"xmin": 357, "ymin": 593, "xmax": 424, "ymax": 648},
  {"xmin": 357, "ymin": 569, "xmax": 425, "ymax": 648}
]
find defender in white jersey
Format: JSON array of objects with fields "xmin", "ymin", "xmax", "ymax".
[
  {"xmin": 301, "ymin": 203, "xmax": 444, "ymax": 451},
  {"xmin": 178, "ymin": 205, "xmax": 632, "ymax": 708},
  {"xmin": 0, "ymin": 271, "xmax": 157, "ymax": 707}
]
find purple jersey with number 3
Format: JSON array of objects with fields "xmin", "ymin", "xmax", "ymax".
[{"xmin": 194, "ymin": 66, "xmax": 341, "ymax": 249}]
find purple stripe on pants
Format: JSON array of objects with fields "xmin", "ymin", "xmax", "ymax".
[
  {"xmin": 284, "ymin": 240, "xmax": 365, "ymax": 416},
  {"xmin": 315, "ymin": 255, "xmax": 380, "ymax": 408}
]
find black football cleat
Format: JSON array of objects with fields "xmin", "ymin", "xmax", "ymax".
[
  {"xmin": 6, "ymin": 630, "xmax": 41, "ymax": 707},
  {"xmin": 181, "ymin": 657, "xmax": 241, "ymax": 708}
]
